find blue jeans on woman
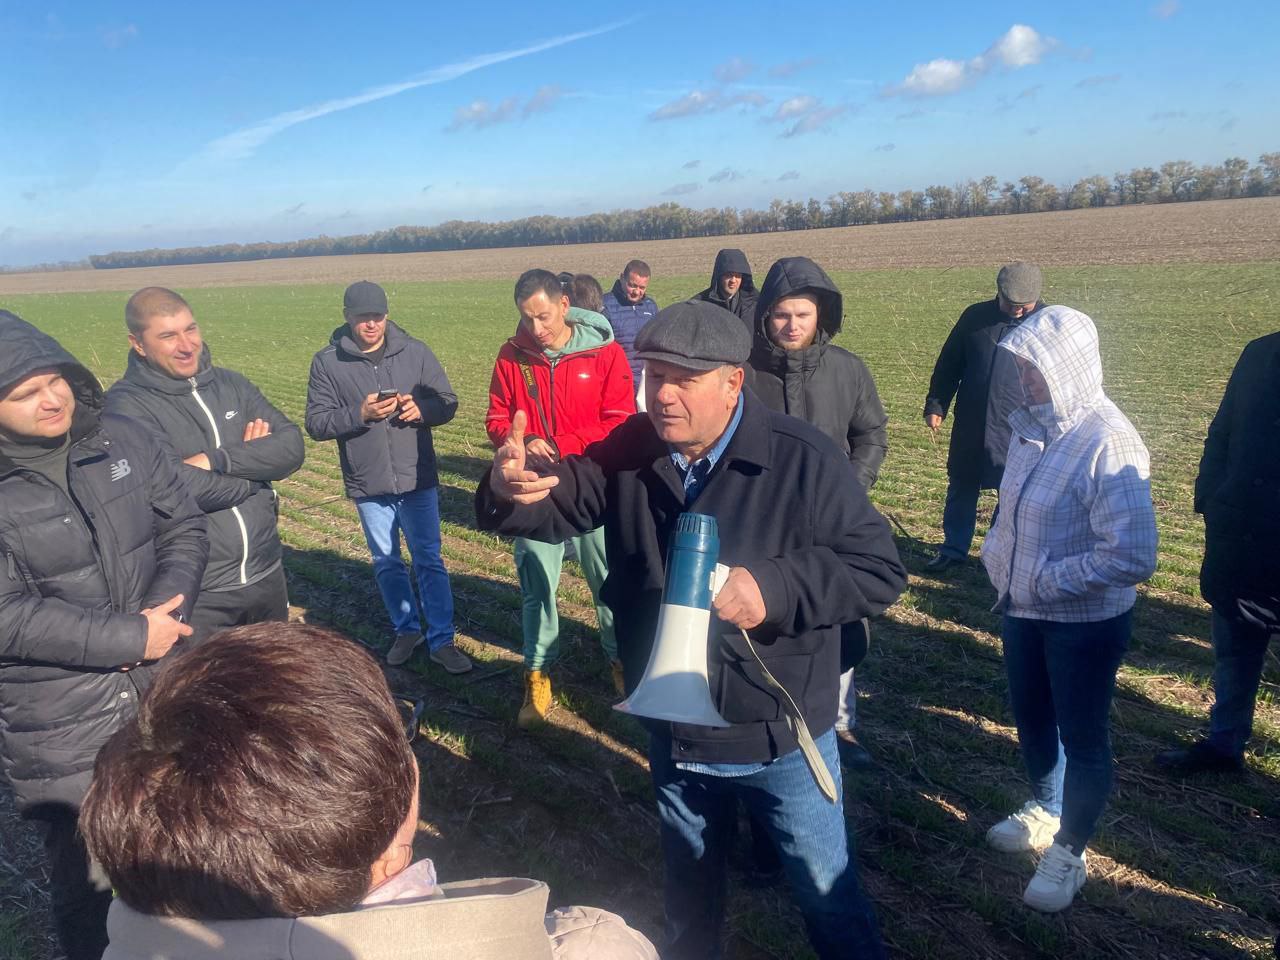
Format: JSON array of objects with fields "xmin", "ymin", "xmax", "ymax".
[
  {"xmin": 354, "ymin": 486, "xmax": 455, "ymax": 650},
  {"xmin": 1002, "ymin": 610, "xmax": 1131, "ymax": 853},
  {"xmin": 649, "ymin": 729, "xmax": 884, "ymax": 960}
]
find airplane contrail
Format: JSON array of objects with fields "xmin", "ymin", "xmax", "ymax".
[{"xmin": 192, "ymin": 20, "xmax": 630, "ymax": 164}]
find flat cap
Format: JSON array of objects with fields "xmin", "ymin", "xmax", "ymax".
[
  {"xmin": 635, "ymin": 300, "xmax": 751, "ymax": 372},
  {"xmin": 343, "ymin": 280, "xmax": 389, "ymax": 315},
  {"xmin": 996, "ymin": 262, "xmax": 1043, "ymax": 305}
]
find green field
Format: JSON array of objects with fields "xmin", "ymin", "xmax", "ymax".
[{"xmin": 2, "ymin": 263, "xmax": 1278, "ymax": 959}]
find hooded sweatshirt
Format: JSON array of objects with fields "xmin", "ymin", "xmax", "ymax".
[
  {"xmin": 305, "ymin": 320, "xmax": 458, "ymax": 500},
  {"xmin": 748, "ymin": 257, "xmax": 888, "ymax": 489},
  {"xmin": 0, "ymin": 311, "xmax": 207, "ymax": 813},
  {"xmin": 981, "ymin": 306, "xmax": 1158, "ymax": 622},
  {"xmin": 486, "ymin": 308, "xmax": 635, "ymax": 456},
  {"xmin": 691, "ymin": 248, "xmax": 758, "ymax": 331},
  {"xmin": 105, "ymin": 345, "xmax": 304, "ymax": 593}
]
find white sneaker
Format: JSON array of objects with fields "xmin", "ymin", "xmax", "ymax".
[
  {"xmin": 986, "ymin": 800, "xmax": 1061, "ymax": 853},
  {"xmin": 1023, "ymin": 843, "xmax": 1087, "ymax": 912}
]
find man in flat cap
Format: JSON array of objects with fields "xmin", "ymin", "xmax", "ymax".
[
  {"xmin": 477, "ymin": 300, "xmax": 906, "ymax": 960},
  {"xmin": 922, "ymin": 261, "xmax": 1044, "ymax": 573},
  {"xmin": 305, "ymin": 281, "xmax": 471, "ymax": 673}
]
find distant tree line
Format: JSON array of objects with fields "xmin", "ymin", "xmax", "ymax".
[
  {"xmin": 1, "ymin": 259, "xmax": 91, "ymax": 274},
  {"xmin": 88, "ymin": 152, "xmax": 1280, "ymax": 270}
]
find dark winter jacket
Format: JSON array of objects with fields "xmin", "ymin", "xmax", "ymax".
[
  {"xmin": 601, "ymin": 280, "xmax": 659, "ymax": 386},
  {"xmin": 749, "ymin": 257, "xmax": 888, "ymax": 489},
  {"xmin": 924, "ymin": 298, "xmax": 1037, "ymax": 488},
  {"xmin": 692, "ymin": 248, "xmax": 758, "ymax": 332},
  {"xmin": 1196, "ymin": 331, "xmax": 1280, "ymax": 628},
  {"xmin": 476, "ymin": 393, "xmax": 906, "ymax": 764},
  {"xmin": 105, "ymin": 347, "xmax": 303, "ymax": 593},
  {"xmin": 305, "ymin": 321, "xmax": 457, "ymax": 499},
  {"xmin": 0, "ymin": 312, "xmax": 207, "ymax": 816}
]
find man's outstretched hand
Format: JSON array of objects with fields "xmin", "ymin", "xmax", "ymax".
[{"xmin": 490, "ymin": 410, "xmax": 559, "ymax": 505}]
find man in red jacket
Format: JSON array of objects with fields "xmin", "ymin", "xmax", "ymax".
[{"xmin": 486, "ymin": 269, "xmax": 635, "ymax": 726}]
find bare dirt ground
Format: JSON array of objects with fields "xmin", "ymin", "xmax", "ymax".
[{"xmin": 2, "ymin": 197, "xmax": 1277, "ymax": 296}]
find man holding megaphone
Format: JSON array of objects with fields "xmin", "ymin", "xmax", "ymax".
[{"xmin": 477, "ymin": 300, "xmax": 906, "ymax": 960}]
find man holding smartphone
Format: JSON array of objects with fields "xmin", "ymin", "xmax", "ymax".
[{"xmin": 305, "ymin": 281, "xmax": 470, "ymax": 673}]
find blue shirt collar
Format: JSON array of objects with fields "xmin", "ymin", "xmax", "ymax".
[{"xmin": 669, "ymin": 394, "xmax": 744, "ymax": 501}]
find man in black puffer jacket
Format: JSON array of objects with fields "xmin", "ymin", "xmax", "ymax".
[
  {"xmin": 105, "ymin": 287, "xmax": 304, "ymax": 642},
  {"xmin": 1157, "ymin": 329, "xmax": 1280, "ymax": 775},
  {"xmin": 0, "ymin": 310, "xmax": 207, "ymax": 960},
  {"xmin": 749, "ymin": 256, "xmax": 888, "ymax": 770},
  {"xmin": 690, "ymin": 248, "xmax": 758, "ymax": 331}
]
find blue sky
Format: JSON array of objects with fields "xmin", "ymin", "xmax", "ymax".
[{"xmin": 2, "ymin": 0, "xmax": 1276, "ymax": 267}]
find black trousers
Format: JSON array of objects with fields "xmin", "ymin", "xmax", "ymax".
[
  {"xmin": 35, "ymin": 810, "xmax": 112, "ymax": 960},
  {"xmin": 189, "ymin": 564, "xmax": 289, "ymax": 644}
]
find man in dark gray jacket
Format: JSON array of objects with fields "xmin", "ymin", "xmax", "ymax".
[
  {"xmin": 305, "ymin": 281, "xmax": 470, "ymax": 672},
  {"xmin": 0, "ymin": 310, "xmax": 207, "ymax": 960},
  {"xmin": 105, "ymin": 287, "xmax": 304, "ymax": 642}
]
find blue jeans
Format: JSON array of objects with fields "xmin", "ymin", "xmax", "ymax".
[
  {"xmin": 940, "ymin": 478, "xmax": 981, "ymax": 559},
  {"xmin": 355, "ymin": 487, "xmax": 454, "ymax": 649},
  {"xmin": 1002, "ymin": 611, "xmax": 1130, "ymax": 852},
  {"xmin": 649, "ymin": 729, "xmax": 885, "ymax": 960},
  {"xmin": 1207, "ymin": 609, "xmax": 1276, "ymax": 757}
]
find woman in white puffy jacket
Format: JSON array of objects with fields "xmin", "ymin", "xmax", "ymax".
[{"xmin": 980, "ymin": 305, "xmax": 1158, "ymax": 913}]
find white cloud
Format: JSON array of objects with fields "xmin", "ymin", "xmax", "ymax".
[
  {"xmin": 649, "ymin": 88, "xmax": 769, "ymax": 121},
  {"xmin": 770, "ymin": 58, "xmax": 819, "ymax": 78},
  {"xmin": 714, "ymin": 57, "xmax": 755, "ymax": 83},
  {"xmin": 764, "ymin": 96, "xmax": 847, "ymax": 137},
  {"xmin": 103, "ymin": 24, "xmax": 138, "ymax": 49},
  {"xmin": 777, "ymin": 170, "xmax": 800, "ymax": 181},
  {"xmin": 448, "ymin": 97, "xmax": 518, "ymax": 131},
  {"xmin": 523, "ymin": 84, "xmax": 564, "ymax": 116},
  {"xmin": 886, "ymin": 24, "xmax": 1057, "ymax": 97},
  {"xmin": 708, "ymin": 167, "xmax": 743, "ymax": 183},
  {"xmin": 781, "ymin": 104, "xmax": 846, "ymax": 138},
  {"xmin": 682, "ymin": 159, "xmax": 701, "ymax": 169},
  {"xmin": 661, "ymin": 182, "xmax": 700, "ymax": 196},
  {"xmin": 771, "ymin": 96, "xmax": 819, "ymax": 121},
  {"xmin": 1152, "ymin": 0, "xmax": 1180, "ymax": 18},
  {"xmin": 189, "ymin": 21, "xmax": 627, "ymax": 164}
]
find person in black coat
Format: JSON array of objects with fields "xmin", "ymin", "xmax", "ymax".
[
  {"xmin": 922, "ymin": 262, "xmax": 1044, "ymax": 572},
  {"xmin": 478, "ymin": 301, "xmax": 904, "ymax": 960},
  {"xmin": 749, "ymin": 256, "xmax": 888, "ymax": 770},
  {"xmin": 1157, "ymin": 330, "xmax": 1280, "ymax": 774},
  {"xmin": 690, "ymin": 248, "xmax": 758, "ymax": 331},
  {"xmin": 105, "ymin": 287, "xmax": 305, "ymax": 643},
  {"xmin": 0, "ymin": 310, "xmax": 208, "ymax": 960}
]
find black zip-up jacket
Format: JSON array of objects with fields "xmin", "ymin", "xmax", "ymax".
[
  {"xmin": 1196, "ymin": 330, "xmax": 1280, "ymax": 627},
  {"xmin": 105, "ymin": 347, "xmax": 303, "ymax": 593},
  {"xmin": 691, "ymin": 248, "xmax": 758, "ymax": 332},
  {"xmin": 305, "ymin": 321, "xmax": 458, "ymax": 499},
  {"xmin": 476, "ymin": 393, "xmax": 906, "ymax": 764},
  {"xmin": 0, "ymin": 311, "xmax": 207, "ymax": 816},
  {"xmin": 749, "ymin": 257, "xmax": 888, "ymax": 489},
  {"xmin": 924, "ymin": 298, "xmax": 1037, "ymax": 488}
]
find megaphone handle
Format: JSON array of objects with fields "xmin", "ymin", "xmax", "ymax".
[{"xmin": 737, "ymin": 627, "xmax": 840, "ymax": 805}]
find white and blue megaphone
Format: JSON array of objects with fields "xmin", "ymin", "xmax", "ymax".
[{"xmin": 614, "ymin": 512, "xmax": 730, "ymax": 727}]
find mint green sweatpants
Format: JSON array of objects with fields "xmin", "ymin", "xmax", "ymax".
[{"xmin": 514, "ymin": 526, "xmax": 616, "ymax": 671}]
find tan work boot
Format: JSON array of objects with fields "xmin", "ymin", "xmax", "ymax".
[
  {"xmin": 610, "ymin": 660, "xmax": 626, "ymax": 698},
  {"xmin": 518, "ymin": 670, "xmax": 553, "ymax": 728}
]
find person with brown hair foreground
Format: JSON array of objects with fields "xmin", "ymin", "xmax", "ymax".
[{"xmin": 79, "ymin": 622, "xmax": 657, "ymax": 960}]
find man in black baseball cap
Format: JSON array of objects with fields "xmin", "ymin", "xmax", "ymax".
[{"xmin": 477, "ymin": 299, "xmax": 905, "ymax": 959}]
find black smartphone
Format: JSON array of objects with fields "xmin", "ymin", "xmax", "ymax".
[{"xmin": 376, "ymin": 388, "xmax": 398, "ymax": 402}]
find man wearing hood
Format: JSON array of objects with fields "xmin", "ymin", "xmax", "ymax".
[
  {"xmin": 980, "ymin": 306, "xmax": 1157, "ymax": 913},
  {"xmin": 305, "ymin": 281, "xmax": 471, "ymax": 674},
  {"xmin": 486, "ymin": 270, "xmax": 635, "ymax": 726},
  {"xmin": 601, "ymin": 259, "xmax": 659, "ymax": 390},
  {"xmin": 0, "ymin": 311, "xmax": 207, "ymax": 960},
  {"xmin": 691, "ymin": 248, "xmax": 758, "ymax": 331},
  {"xmin": 749, "ymin": 256, "xmax": 888, "ymax": 769},
  {"xmin": 923, "ymin": 262, "xmax": 1045, "ymax": 573},
  {"xmin": 105, "ymin": 288, "xmax": 304, "ymax": 642}
]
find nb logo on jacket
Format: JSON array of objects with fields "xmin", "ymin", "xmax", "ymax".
[{"xmin": 109, "ymin": 459, "xmax": 132, "ymax": 482}]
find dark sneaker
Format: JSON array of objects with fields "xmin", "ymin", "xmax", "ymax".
[
  {"xmin": 429, "ymin": 643, "xmax": 473, "ymax": 675},
  {"xmin": 386, "ymin": 631, "xmax": 423, "ymax": 667},
  {"xmin": 925, "ymin": 552, "xmax": 963, "ymax": 573},
  {"xmin": 1155, "ymin": 740, "xmax": 1244, "ymax": 775},
  {"xmin": 836, "ymin": 729, "xmax": 878, "ymax": 771}
]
